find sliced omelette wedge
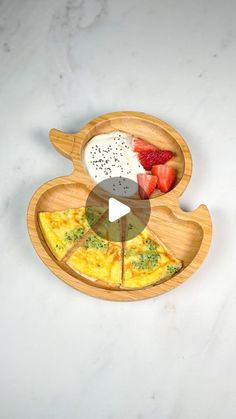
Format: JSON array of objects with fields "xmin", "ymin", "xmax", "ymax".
[
  {"xmin": 122, "ymin": 213, "xmax": 182, "ymax": 289},
  {"xmin": 38, "ymin": 207, "xmax": 105, "ymax": 261},
  {"xmin": 66, "ymin": 218, "xmax": 123, "ymax": 287}
]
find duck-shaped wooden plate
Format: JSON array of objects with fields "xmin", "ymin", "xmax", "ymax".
[{"xmin": 27, "ymin": 111, "xmax": 212, "ymax": 301}]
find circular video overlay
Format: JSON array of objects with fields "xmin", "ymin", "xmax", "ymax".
[{"xmin": 85, "ymin": 177, "xmax": 151, "ymax": 242}]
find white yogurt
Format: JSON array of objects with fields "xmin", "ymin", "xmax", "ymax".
[{"xmin": 83, "ymin": 131, "xmax": 145, "ymax": 196}]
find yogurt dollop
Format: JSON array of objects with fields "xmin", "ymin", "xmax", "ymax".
[{"xmin": 83, "ymin": 131, "xmax": 145, "ymax": 196}]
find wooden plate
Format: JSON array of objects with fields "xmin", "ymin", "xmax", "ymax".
[{"xmin": 27, "ymin": 111, "xmax": 212, "ymax": 301}]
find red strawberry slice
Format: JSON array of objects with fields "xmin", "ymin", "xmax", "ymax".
[
  {"xmin": 137, "ymin": 174, "xmax": 157, "ymax": 199},
  {"xmin": 132, "ymin": 137, "xmax": 157, "ymax": 152},
  {"xmin": 138, "ymin": 150, "xmax": 173, "ymax": 170},
  {"xmin": 151, "ymin": 165, "xmax": 176, "ymax": 193}
]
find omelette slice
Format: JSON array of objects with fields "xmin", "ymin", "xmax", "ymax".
[
  {"xmin": 38, "ymin": 207, "xmax": 105, "ymax": 261},
  {"xmin": 122, "ymin": 213, "xmax": 182, "ymax": 289},
  {"xmin": 67, "ymin": 218, "xmax": 122, "ymax": 286}
]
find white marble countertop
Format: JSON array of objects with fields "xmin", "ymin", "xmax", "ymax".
[{"xmin": 1, "ymin": 1, "xmax": 236, "ymax": 418}]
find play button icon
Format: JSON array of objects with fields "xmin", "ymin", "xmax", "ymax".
[
  {"xmin": 85, "ymin": 176, "xmax": 151, "ymax": 242},
  {"xmin": 108, "ymin": 198, "xmax": 130, "ymax": 222}
]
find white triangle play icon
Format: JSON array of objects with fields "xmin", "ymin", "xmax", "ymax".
[{"xmin": 108, "ymin": 198, "xmax": 130, "ymax": 222}]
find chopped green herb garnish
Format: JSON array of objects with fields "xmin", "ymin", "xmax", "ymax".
[
  {"xmin": 103, "ymin": 219, "xmax": 112, "ymax": 227},
  {"xmin": 64, "ymin": 228, "xmax": 84, "ymax": 242},
  {"xmin": 128, "ymin": 223, "xmax": 133, "ymax": 231},
  {"xmin": 145, "ymin": 239, "xmax": 157, "ymax": 251},
  {"xmin": 84, "ymin": 235, "xmax": 108, "ymax": 250},
  {"xmin": 82, "ymin": 208, "xmax": 97, "ymax": 226},
  {"xmin": 167, "ymin": 265, "xmax": 180, "ymax": 274},
  {"xmin": 132, "ymin": 252, "xmax": 160, "ymax": 270},
  {"xmin": 55, "ymin": 244, "xmax": 64, "ymax": 250},
  {"xmin": 124, "ymin": 248, "xmax": 136, "ymax": 257}
]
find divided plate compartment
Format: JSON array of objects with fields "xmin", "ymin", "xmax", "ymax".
[{"xmin": 27, "ymin": 111, "xmax": 212, "ymax": 301}]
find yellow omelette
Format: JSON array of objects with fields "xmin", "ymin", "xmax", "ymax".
[
  {"xmin": 122, "ymin": 213, "xmax": 182, "ymax": 289},
  {"xmin": 39, "ymin": 207, "xmax": 181, "ymax": 289},
  {"xmin": 67, "ymin": 218, "xmax": 122, "ymax": 286},
  {"xmin": 38, "ymin": 207, "xmax": 104, "ymax": 260}
]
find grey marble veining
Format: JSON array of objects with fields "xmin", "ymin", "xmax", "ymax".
[{"xmin": 0, "ymin": 1, "xmax": 236, "ymax": 418}]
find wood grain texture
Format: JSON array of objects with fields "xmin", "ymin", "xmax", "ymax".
[{"xmin": 27, "ymin": 111, "xmax": 212, "ymax": 301}]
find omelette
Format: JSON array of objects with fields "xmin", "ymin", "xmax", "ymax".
[
  {"xmin": 38, "ymin": 207, "xmax": 104, "ymax": 260},
  {"xmin": 122, "ymin": 213, "xmax": 182, "ymax": 289},
  {"xmin": 39, "ymin": 206, "xmax": 181, "ymax": 289},
  {"xmin": 67, "ymin": 220, "xmax": 122, "ymax": 286}
]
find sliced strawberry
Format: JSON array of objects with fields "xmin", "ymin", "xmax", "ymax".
[
  {"xmin": 151, "ymin": 165, "xmax": 161, "ymax": 177},
  {"xmin": 138, "ymin": 150, "xmax": 173, "ymax": 170},
  {"xmin": 152, "ymin": 165, "xmax": 176, "ymax": 193},
  {"xmin": 132, "ymin": 137, "xmax": 157, "ymax": 153},
  {"xmin": 137, "ymin": 174, "xmax": 157, "ymax": 199}
]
